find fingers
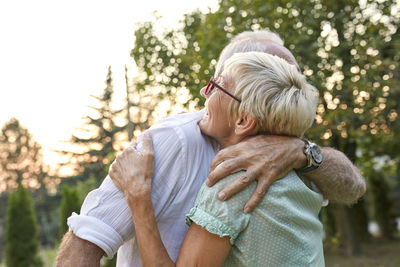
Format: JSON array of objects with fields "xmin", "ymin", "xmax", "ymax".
[
  {"xmin": 142, "ymin": 132, "xmax": 154, "ymax": 169},
  {"xmin": 128, "ymin": 141, "xmax": 137, "ymax": 149},
  {"xmin": 209, "ymin": 146, "xmax": 240, "ymax": 172},
  {"xmin": 142, "ymin": 132, "xmax": 154, "ymax": 156},
  {"xmin": 243, "ymin": 179, "xmax": 272, "ymax": 213},
  {"xmin": 209, "ymin": 149, "xmax": 229, "ymax": 173},
  {"xmin": 109, "ymin": 163, "xmax": 116, "ymax": 179},
  {"xmin": 110, "ymin": 159, "xmax": 119, "ymax": 172},
  {"xmin": 109, "ymin": 162, "xmax": 123, "ymax": 191},
  {"xmin": 109, "ymin": 161, "xmax": 121, "ymax": 179},
  {"xmin": 217, "ymin": 171, "xmax": 258, "ymax": 201},
  {"xmin": 206, "ymin": 158, "xmax": 243, "ymax": 187}
]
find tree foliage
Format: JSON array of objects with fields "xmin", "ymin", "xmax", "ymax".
[
  {"xmin": 0, "ymin": 119, "xmax": 58, "ymax": 254},
  {"xmin": 5, "ymin": 184, "xmax": 42, "ymax": 267},
  {"xmin": 131, "ymin": 0, "xmax": 400, "ymax": 254},
  {"xmin": 60, "ymin": 66, "xmax": 124, "ymax": 183},
  {"xmin": 0, "ymin": 118, "xmax": 47, "ymax": 192},
  {"xmin": 362, "ymin": 156, "xmax": 398, "ymax": 238},
  {"xmin": 132, "ymin": 0, "xmax": 399, "ymax": 148},
  {"xmin": 59, "ymin": 185, "xmax": 81, "ymax": 239},
  {"xmin": 124, "ymin": 64, "xmax": 160, "ymax": 141}
]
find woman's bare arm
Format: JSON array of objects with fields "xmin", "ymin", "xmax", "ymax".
[
  {"xmin": 125, "ymin": 191, "xmax": 231, "ymax": 267},
  {"xmin": 109, "ymin": 133, "xmax": 231, "ymax": 267},
  {"xmin": 126, "ymin": 192, "xmax": 175, "ymax": 267},
  {"xmin": 178, "ymin": 223, "xmax": 231, "ymax": 266}
]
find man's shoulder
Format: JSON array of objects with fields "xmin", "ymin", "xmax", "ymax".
[
  {"xmin": 147, "ymin": 110, "xmax": 212, "ymax": 150},
  {"xmin": 151, "ymin": 111, "xmax": 204, "ymax": 131}
]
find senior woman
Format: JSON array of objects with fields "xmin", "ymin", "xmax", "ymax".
[{"xmin": 110, "ymin": 51, "xmax": 324, "ymax": 266}]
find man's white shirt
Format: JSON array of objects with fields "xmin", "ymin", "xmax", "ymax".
[{"xmin": 68, "ymin": 111, "xmax": 218, "ymax": 267}]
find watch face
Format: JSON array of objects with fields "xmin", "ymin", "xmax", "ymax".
[{"xmin": 311, "ymin": 145, "xmax": 323, "ymax": 164}]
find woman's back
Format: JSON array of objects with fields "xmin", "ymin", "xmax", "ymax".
[{"xmin": 186, "ymin": 171, "xmax": 325, "ymax": 267}]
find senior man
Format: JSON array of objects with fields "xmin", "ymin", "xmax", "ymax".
[{"xmin": 57, "ymin": 30, "xmax": 365, "ymax": 267}]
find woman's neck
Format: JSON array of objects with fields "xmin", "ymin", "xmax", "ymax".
[{"xmin": 218, "ymin": 135, "xmax": 244, "ymax": 149}]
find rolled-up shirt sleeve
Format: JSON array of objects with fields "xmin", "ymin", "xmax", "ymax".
[
  {"xmin": 67, "ymin": 124, "xmax": 187, "ymax": 258},
  {"xmin": 68, "ymin": 175, "xmax": 133, "ymax": 258}
]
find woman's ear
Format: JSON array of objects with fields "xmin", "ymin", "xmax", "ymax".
[{"xmin": 234, "ymin": 114, "xmax": 258, "ymax": 136}]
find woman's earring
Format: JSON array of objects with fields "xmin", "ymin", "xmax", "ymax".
[{"xmin": 234, "ymin": 129, "xmax": 238, "ymax": 134}]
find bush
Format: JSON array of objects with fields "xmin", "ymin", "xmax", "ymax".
[
  {"xmin": 5, "ymin": 184, "xmax": 42, "ymax": 267},
  {"xmin": 59, "ymin": 185, "xmax": 81, "ymax": 239}
]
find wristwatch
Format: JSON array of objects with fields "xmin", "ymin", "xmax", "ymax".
[{"xmin": 298, "ymin": 139, "xmax": 323, "ymax": 173}]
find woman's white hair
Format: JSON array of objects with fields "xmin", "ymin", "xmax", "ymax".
[
  {"xmin": 215, "ymin": 31, "xmax": 285, "ymax": 76},
  {"xmin": 223, "ymin": 52, "xmax": 319, "ymax": 137}
]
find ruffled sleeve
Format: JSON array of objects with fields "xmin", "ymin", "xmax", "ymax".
[{"xmin": 186, "ymin": 171, "xmax": 251, "ymax": 245}]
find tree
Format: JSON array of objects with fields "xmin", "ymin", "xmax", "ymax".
[
  {"xmin": 124, "ymin": 64, "xmax": 158, "ymax": 142},
  {"xmin": 362, "ymin": 156, "xmax": 398, "ymax": 239},
  {"xmin": 58, "ymin": 64, "xmax": 161, "ymax": 186},
  {"xmin": 59, "ymin": 66, "xmax": 124, "ymax": 184},
  {"xmin": 32, "ymin": 188, "xmax": 61, "ymax": 248},
  {"xmin": 0, "ymin": 118, "xmax": 47, "ymax": 191},
  {"xmin": 102, "ymin": 255, "xmax": 117, "ymax": 267},
  {"xmin": 5, "ymin": 184, "xmax": 42, "ymax": 267},
  {"xmin": 131, "ymin": 0, "xmax": 400, "ymax": 255},
  {"xmin": 0, "ymin": 118, "xmax": 58, "ymax": 250},
  {"xmin": 59, "ymin": 185, "xmax": 81, "ymax": 239}
]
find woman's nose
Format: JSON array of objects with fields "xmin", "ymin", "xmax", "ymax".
[{"xmin": 200, "ymin": 86, "xmax": 208, "ymax": 98}]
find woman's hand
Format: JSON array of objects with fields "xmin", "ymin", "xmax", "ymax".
[{"xmin": 109, "ymin": 132, "xmax": 155, "ymax": 201}]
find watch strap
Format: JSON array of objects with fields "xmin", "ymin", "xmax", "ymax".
[{"xmin": 298, "ymin": 139, "xmax": 321, "ymax": 173}]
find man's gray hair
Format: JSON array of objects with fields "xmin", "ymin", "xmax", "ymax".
[
  {"xmin": 224, "ymin": 52, "xmax": 318, "ymax": 137},
  {"xmin": 215, "ymin": 31, "xmax": 286, "ymax": 76},
  {"xmin": 231, "ymin": 30, "xmax": 284, "ymax": 45}
]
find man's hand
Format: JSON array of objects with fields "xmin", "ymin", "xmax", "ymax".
[
  {"xmin": 56, "ymin": 232, "xmax": 104, "ymax": 267},
  {"xmin": 206, "ymin": 135, "xmax": 306, "ymax": 213}
]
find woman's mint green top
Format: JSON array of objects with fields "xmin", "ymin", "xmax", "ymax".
[{"xmin": 186, "ymin": 171, "xmax": 325, "ymax": 267}]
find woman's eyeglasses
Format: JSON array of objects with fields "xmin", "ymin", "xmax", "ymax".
[{"xmin": 204, "ymin": 77, "xmax": 241, "ymax": 103}]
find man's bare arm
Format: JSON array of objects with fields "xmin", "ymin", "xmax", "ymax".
[
  {"xmin": 206, "ymin": 135, "xmax": 366, "ymax": 212},
  {"xmin": 56, "ymin": 231, "xmax": 104, "ymax": 267},
  {"xmin": 303, "ymin": 147, "xmax": 365, "ymax": 204}
]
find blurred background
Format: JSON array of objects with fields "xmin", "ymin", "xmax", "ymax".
[{"xmin": 0, "ymin": 0, "xmax": 399, "ymax": 266}]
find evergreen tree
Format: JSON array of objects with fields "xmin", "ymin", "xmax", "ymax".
[
  {"xmin": 0, "ymin": 118, "xmax": 57, "ymax": 250},
  {"xmin": 59, "ymin": 185, "xmax": 81, "ymax": 239},
  {"xmin": 124, "ymin": 64, "xmax": 159, "ymax": 143},
  {"xmin": 5, "ymin": 184, "xmax": 42, "ymax": 267},
  {"xmin": 364, "ymin": 158, "xmax": 398, "ymax": 239},
  {"xmin": 60, "ymin": 66, "xmax": 124, "ymax": 184},
  {"xmin": 102, "ymin": 254, "xmax": 117, "ymax": 267},
  {"xmin": 0, "ymin": 118, "xmax": 46, "ymax": 191}
]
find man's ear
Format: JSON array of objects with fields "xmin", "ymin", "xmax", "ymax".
[{"xmin": 234, "ymin": 114, "xmax": 258, "ymax": 136}]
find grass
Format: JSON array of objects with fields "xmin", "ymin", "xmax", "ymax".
[
  {"xmin": 1, "ymin": 238, "xmax": 399, "ymax": 266},
  {"xmin": 325, "ymin": 238, "xmax": 400, "ymax": 267},
  {"xmin": 0, "ymin": 248, "xmax": 57, "ymax": 267},
  {"xmin": 40, "ymin": 248, "xmax": 57, "ymax": 267}
]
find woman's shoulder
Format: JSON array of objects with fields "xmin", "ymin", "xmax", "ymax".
[
  {"xmin": 187, "ymin": 171, "xmax": 251, "ymax": 244},
  {"xmin": 194, "ymin": 170, "xmax": 324, "ymax": 219},
  {"xmin": 266, "ymin": 171, "xmax": 323, "ymax": 202}
]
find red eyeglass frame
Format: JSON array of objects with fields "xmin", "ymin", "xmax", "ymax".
[{"xmin": 204, "ymin": 77, "xmax": 241, "ymax": 103}]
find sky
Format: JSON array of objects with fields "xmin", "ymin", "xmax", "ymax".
[{"xmin": 0, "ymin": 0, "xmax": 218, "ymax": 167}]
